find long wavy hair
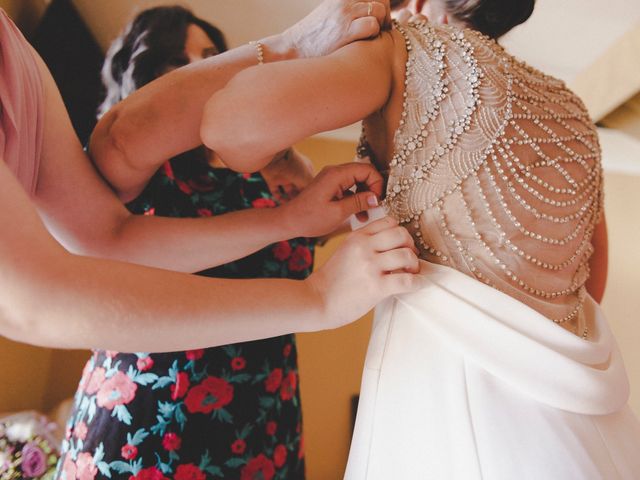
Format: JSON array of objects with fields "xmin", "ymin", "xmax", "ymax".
[{"xmin": 98, "ymin": 5, "xmax": 227, "ymax": 118}]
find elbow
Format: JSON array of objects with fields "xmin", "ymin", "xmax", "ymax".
[
  {"xmin": 201, "ymin": 95, "xmax": 274, "ymax": 173},
  {"xmin": 90, "ymin": 109, "xmax": 142, "ymax": 201}
]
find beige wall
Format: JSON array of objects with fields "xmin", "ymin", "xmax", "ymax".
[{"xmin": 1, "ymin": 2, "xmax": 639, "ymax": 479}]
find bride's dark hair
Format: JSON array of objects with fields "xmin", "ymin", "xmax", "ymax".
[{"xmin": 445, "ymin": 0, "xmax": 535, "ymax": 38}]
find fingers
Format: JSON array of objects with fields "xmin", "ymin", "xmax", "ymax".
[
  {"xmin": 336, "ymin": 190, "xmax": 379, "ymax": 217},
  {"xmin": 346, "ymin": 16, "xmax": 381, "ymax": 42},
  {"xmin": 394, "ymin": 8, "xmax": 412, "ymax": 24},
  {"xmin": 409, "ymin": 13, "xmax": 429, "ymax": 23},
  {"xmin": 369, "ymin": 224, "xmax": 418, "ymax": 253},
  {"xmin": 357, "ymin": 215, "xmax": 398, "ymax": 235},
  {"xmin": 376, "ymin": 248, "xmax": 420, "ymax": 273},
  {"xmin": 332, "ymin": 163, "xmax": 386, "ymax": 197},
  {"xmin": 351, "ymin": 1, "xmax": 388, "ymax": 25},
  {"xmin": 382, "ymin": 272, "xmax": 422, "ymax": 296},
  {"xmin": 315, "ymin": 163, "xmax": 384, "ymax": 202}
]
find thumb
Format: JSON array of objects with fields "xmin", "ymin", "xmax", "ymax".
[
  {"xmin": 337, "ymin": 191, "xmax": 379, "ymax": 217},
  {"xmin": 346, "ymin": 17, "xmax": 381, "ymax": 44}
]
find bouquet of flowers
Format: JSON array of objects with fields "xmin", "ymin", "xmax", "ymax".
[{"xmin": 0, "ymin": 412, "xmax": 60, "ymax": 479}]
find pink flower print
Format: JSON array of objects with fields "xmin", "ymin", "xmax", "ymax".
[
  {"xmin": 76, "ymin": 452, "xmax": 97, "ymax": 480},
  {"xmin": 96, "ymin": 371, "xmax": 137, "ymax": 410},
  {"xmin": 85, "ymin": 367, "xmax": 106, "ymax": 395}
]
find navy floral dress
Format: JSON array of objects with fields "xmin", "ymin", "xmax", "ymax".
[{"xmin": 56, "ymin": 149, "xmax": 314, "ymax": 480}]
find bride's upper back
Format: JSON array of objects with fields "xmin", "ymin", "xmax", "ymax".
[{"xmin": 373, "ymin": 21, "xmax": 602, "ymax": 337}]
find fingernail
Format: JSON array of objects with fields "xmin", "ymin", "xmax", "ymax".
[{"xmin": 367, "ymin": 195, "xmax": 379, "ymax": 207}]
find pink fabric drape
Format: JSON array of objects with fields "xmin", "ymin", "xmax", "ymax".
[{"xmin": 0, "ymin": 9, "xmax": 44, "ymax": 195}]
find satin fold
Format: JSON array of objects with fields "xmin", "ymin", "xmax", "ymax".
[{"xmin": 346, "ymin": 261, "xmax": 640, "ymax": 479}]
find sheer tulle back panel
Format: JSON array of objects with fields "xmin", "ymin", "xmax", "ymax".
[{"xmin": 382, "ymin": 23, "xmax": 603, "ymax": 337}]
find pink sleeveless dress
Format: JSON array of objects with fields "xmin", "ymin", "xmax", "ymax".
[{"xmin": 0, "ymin": 8, "xmax": 45, "ymax": 195}]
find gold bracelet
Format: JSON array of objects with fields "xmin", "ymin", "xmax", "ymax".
[{"xmin": 249, "ymin": 40, "xmax": 264, "ymax": 65}]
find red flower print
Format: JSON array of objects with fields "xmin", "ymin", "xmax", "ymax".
[
  {"xmin": 197, "ymin": 208, "xmax": 213, "ymax": 217},
  {"xmin": 265, "ymin": 421, "xmax": 277, "ymax": 436},
  {"xmin": 136, "ymin": 356, "xmax": 154, "ymax": 372},
  {"xmin": 121, "ymin": 444, "xmax": 138, "ymax": 460},
  {"xmin": 162, "ymin": 432, "xmax": 182, "ymax": 451},
  {"xmin": 273, "ymin": 444, "xmax": 287, "ymax": 468},
  {"xmin": 272, "ymin": 241, "xmax": 292, "ymax": 261},
  {"xmin": 105, "ymin": 351, "xmax": 118, "ymax": 358},
  {"xmin": 144, "ymin": 208, "xmax": 155, "ymax": 216},
  {"xmin": 176, "ymin": 179, "xmax": 193, "ymax": 195},
  {"xmin": 184, "ymin": 376, "xmax": 234, "ymax": 414},
  {"xmin": 61, "ymin": 455, "xmax": 76, "ymax": 480},
  {"xmin": 186, "ymin": 349, "xmax": 204, "ymax": 361},
  {"xmin": 96, "ymin": 371, "xmax": 137, "ymax": 410},
  {"xmin": 240, "ymin": 454, "xmax": 275, "ymax": 480},
  {"xmin": 231, "ymin": 356, "xmax": 246, "ymax": 371},
  {"xmin": 74, "ymin": 421, "xmax": 88, "ymax": 441},
  {"xmin": 76, "ymin": 452, "xmax": 97, "ymax": 480},
  {"xmin": 252, "ymin": 197, "xmax": 276, "ymax": 209},
  {"xmin": 171, "ymin": 372, "xmax": 190, "ymax": 401},
  {"xmin": 231, "ymin": 438, "xmax": 246, "ymax": 455},
  {"xmin": 85, "ymin": 367, "xmax": 106, "ymax": 395},
  {"xmin": 162, "ymin": 162, "xmax": 175, "ymax": 180},
  {"xmin": 174, "ymin": 464, "xmax": 206, "ymax": 480},
  {"xmin": 242, "ymin": 173, "xmax": 252, "ymax": 180},
  {"xmin": 280, "ymin": 371, "xmax": 297, "ymax": 401},
  {"xmin": 283, "ymin": 344, "xmax": 292, "ymax": 357},
  {"xmin": 288, "ymin": 245, "xmax": 312, "ymax": 272},
  {"xmin": 264, "ymin": 368, "xmax": 283, "ymax": 393},
  {"xmin": 129, "ymin": 466, "xmax": 168, "ymax": 480}
]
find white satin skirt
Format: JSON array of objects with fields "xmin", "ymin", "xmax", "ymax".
[{"xmin": 345, "ymin": 262, "xmax": 640, "ymax": 479}]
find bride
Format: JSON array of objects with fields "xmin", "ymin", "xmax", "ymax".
[{"xmin": 199, "ymin": 0, "xmax": 640, "ymax": 477}]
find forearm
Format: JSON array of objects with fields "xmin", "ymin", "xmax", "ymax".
[
  {"xmin": 2, "ymin": 250, "xmax": 322, "ymax": 352},
  {"xmin": 95, "ymin": 206, "xmax": 298, "ymax": 272},
  {"xmin": 201, "ymin": 36, "xmax": 394, "ymax": 173},
  {"xmin": 90, "ymin": 35, "xmax": 296, "ymax": 199}
]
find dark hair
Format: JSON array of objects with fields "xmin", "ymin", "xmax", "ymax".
[
  {"xmin": 98, "ymin": 5, "xmax": 227, "ymax": 117},
  {"xmin": 444, "ymin": 0, "xmax": 535, "ymax": 38}
]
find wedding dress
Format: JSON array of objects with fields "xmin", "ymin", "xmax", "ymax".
[{"xmin": 346, "ymin": 22, "xmax": 640, "ymax": 479}]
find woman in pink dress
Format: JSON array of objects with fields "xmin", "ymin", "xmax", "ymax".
[{"xmin": 0, "ymin": 1, "xmax": 421, "ymax": 352}]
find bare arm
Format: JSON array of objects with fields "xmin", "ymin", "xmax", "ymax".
[
  {"xmin": 32, "ymin": 41, "xmax": 380, "ymax": 272},
  {"xmin": 201, "ymin": 34, "xmax": 396, "ymax": 172},
  {"xmin": 586, "ymin": 216, "xmax": 608, "ymax": 303},
  {"xmin": 90, "ymin": 0, "xmax": 391, "ymax": 202},
  {"xmin": 1, "ymin": 157, "xmax": 419, "ymax": 351}
]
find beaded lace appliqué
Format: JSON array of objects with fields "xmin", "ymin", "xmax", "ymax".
[{"xmin": 362, "ymin": 22, "xmax": 603, "ymax": 338}]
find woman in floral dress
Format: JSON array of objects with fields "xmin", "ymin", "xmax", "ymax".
[{"xmin": 58, "ymin": 7, "xmax": 313, "ymax": 479}]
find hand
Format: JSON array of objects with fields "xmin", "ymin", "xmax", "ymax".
[
  {"xmin": 280, "ymin": 162, "xmax": 384, "ymax": 238},
  {"xmin": 307, "ymin": 216, "xmax": 421, "ymax": 329},
  {"xmin": 393, "ymin": 8, "xmax": 429, "ymax": 24},
  {"xmin": 282, "ymin": 0, "xmax": 391, "ymax": 58},
  {"xmin": 261, "ymin": 149, "xmax": 315, "ymax": 204}
]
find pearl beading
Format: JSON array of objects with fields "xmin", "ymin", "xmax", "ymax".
[{"xmin": 361, "ymin": 22, "xmax": 601, "ymax": 338}]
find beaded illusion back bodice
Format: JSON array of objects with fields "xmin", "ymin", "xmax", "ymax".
[{"xmin": 364, "ymin": 22, "xmax": 603, "ymax": 337}]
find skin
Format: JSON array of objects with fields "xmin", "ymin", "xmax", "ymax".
[
  {"xmin": 201, "ymin": 2, "xmax": 609, "ymax": 303},
  {"xmin": 0, "ymin": 0, "xmax": 424, "ymax": 352}
]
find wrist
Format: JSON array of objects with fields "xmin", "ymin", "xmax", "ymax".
[
  {"xmin": 274, "ymin": 202, "xmax": 301, "ymax": 240},
  {"xmin": 260, "ymin": 34, "xmax": 300, "ymax": 62},
  {"xmin": 301, "ymin": 275, "xmax": 328, "ymax": 332}
]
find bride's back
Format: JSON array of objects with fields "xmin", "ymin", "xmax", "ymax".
[{"xmin": 364, "ymin": 22, "xmax": 602, "ymax": 337}]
